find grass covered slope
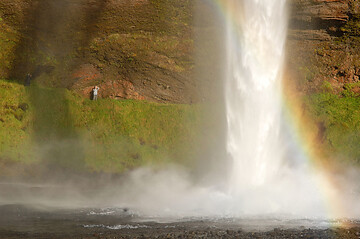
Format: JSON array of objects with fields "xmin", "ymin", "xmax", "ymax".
[
  {"xmin": 305, "ymin": 93, "xmax": 360, "ymax": 163},
  {"xmin": 0, "ymin": 79, "xmax": 202, "ymax": 176}
]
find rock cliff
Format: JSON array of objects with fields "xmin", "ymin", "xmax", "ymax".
[
  {"xmin": 0, "ymin": 0, "xmax": 359, "ymax": 102},
  {"xmin": 288, "ymin": 0, "xmax": 360, "ymax": 95},
  {"xmin": 0, "ymin": 0, "xmax": 196, "ymax": 103}
]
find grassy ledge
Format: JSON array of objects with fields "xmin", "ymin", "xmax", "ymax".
[
  {"xmin": 304, "ymin": 93, "xmax": 360, "ymax": 163},
  {"xmin": 0, "ymin": 79, "xmax": 202, "ymax": 175}
]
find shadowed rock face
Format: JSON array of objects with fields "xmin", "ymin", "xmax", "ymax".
[
  {"xmin": 292, "ymin": 0, "xmax": 351, "ymax": 20},
  {"xmin": 290, "ymin": 0, "xmax": 351, "ymax": 36},
  {"xmin": 290, "ymin": 0, "xmax": 360, "ymax": 34}
]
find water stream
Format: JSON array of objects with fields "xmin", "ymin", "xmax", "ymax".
[{"xmin": 225, "ymin": 0, "xmax": 287, "ymax": 193}]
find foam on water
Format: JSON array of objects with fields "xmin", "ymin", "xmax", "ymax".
[{"xmin": 83, "ymin": 224, "xmax": 151, "ymax": 230}]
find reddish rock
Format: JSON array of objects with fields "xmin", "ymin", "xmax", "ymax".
[
  {"xmin": 99, "ymin": 80, "xmax": 145, "ymax": 100},
  {"xmin": 352, "ymin": 86, "xmax": 360, "ymax": 96},
  {"xmin": 71, "ymin": 64, "xmax": 101, "ymax": 89},
  {"xmin": 77, "ymin": 79, "xmax": 144, "ymax": 100}
]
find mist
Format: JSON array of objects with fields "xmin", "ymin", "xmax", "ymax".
[{"xmin": 1, "ymin": 0, "xmax": 360, "ymax": 227}]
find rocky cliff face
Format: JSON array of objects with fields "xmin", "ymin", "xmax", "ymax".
[
  {"xmin": 0, "ymin": 0, "xmax": 359, "ymax": 102},
  {"xmin": 0, "ymin": 0, "xmax": 196, "ymax": 103},
  {"xmin": 291, "ymin": 0, "xmax": 353, "ymax": 23},
  {"xmin": 288, "ymin": 0, "xmax": 360, "ymax": 95},
  {"xmin": 289, "ymin": 0, "xmax": 360, "ymax": 38}
]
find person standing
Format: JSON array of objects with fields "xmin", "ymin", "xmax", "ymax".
[
  {"xmin": 92, "ymin": 86, "xmax": 100, "ymax": 100},
  {"xmin": 24, "ymin": 73, "xmax": 32, "ymax": 86}
]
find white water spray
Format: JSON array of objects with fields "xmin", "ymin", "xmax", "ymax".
[
  {"xmin": 225, "ymin": 0, "xmax": 287, "ymax": 192},
  {"xmin": 210, "ymin": 0, "xmax": 330, "ymax": 217},
  {"xmin": 3, "ymin": 0, "xmax": 360, "ymax": 223},
  {"xmin": 109, "ymin": 0, "xmax": 329, "ymax": 218}
]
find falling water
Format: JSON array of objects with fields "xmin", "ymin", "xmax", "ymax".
[
  {"xmin": 114, "ymin": 0, "xmax": 328, "ymax": 218},
  {"xmin": 220, "ymin": 0, "xmax": 330, "ymax": 217},
  {"xmin": 225, "ymin": 0, "xmax": 288, "ymax": 192},
  {"xmin": 3, "ymin": 0, "xmax": 360, "ymax": 225}
]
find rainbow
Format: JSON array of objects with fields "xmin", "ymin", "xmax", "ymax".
[
  {"xmin": 200, "ymin": 0, "xmax": 356, "ymax": 225},
  {"xmin": 282, "ymin": 74, "xmax": 354, "ymax": 225}
]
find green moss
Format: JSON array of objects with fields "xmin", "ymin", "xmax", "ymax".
[
  {"xmin": 149, "ymin": 0, "xmax": 193, "ymax": 36},
  {"xmin": 0, "ymin": 79, "xmax": 202, "ymax": 174},
  {"xmin": 321, "ymin": 81, "xmax": 333, "ymax": 93},
  {"xmin": 0, "ymin": 21, "xmax": 19, "ymax": 77},
  {"xmin": 304, "ymin": 93, "xmax": 360, "ymax": 163},
  {"xmin": 342, "ymin": 82, "xmax": 360, "ymax": 97},
  {"xmin": 89, "ymin": 32, "xmax": 193, "ymax": 74},
  {"xmin": 0, "ymin": 80, "xmax": 35, "ymax": 163}
]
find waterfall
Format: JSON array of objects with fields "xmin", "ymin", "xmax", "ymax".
[
  {"xmin": 109, "ymin": 0, "xmax": 329, "ymax": 218},
  {"xmin": 224, "ymin": 0, "xmax": 288, "ymax": 193}
]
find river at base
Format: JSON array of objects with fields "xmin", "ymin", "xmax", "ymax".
[
  {"xmin": 0, "ymin": 204, "xmax": 359, "ymax": 238},
  {"xmin": 0, "ymin": 183, "xmax": 360, "ymax": 238}
]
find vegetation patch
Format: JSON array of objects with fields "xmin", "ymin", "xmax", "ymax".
[
  {"xmin": 0, "ymin": 19, "xmax": 19, "ymax": 78},
  {"xmin": 340, "ymin": 15, "xmax": 360, "ymax": 45},
  {"xmin": 304, "ymin": 93, "xmax": 360, "ymax": 163},
  {"xmin": 0, "ymin": 79, "xmax": 202, "ymax": 175}
]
